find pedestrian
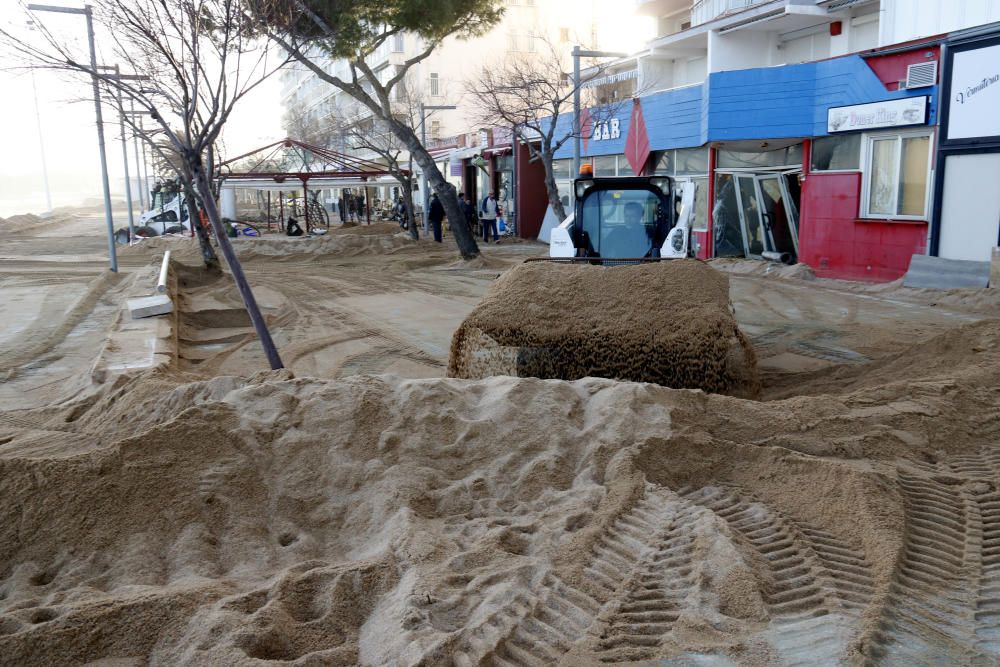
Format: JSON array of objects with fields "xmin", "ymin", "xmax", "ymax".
[
  {"xmin": 462, "ymin": 195, "xmax": 478, "ymax": 236},
  {"xmin": 286, "ymin": 216, "xmax": 304, "ymax": 237},
  {"xmin": 480, "ymin": 191, "xmax": 499, "ymax": 243},
  {"xmin": 428, "ymin": 192, "xmax": 445, "ymax": 243}
]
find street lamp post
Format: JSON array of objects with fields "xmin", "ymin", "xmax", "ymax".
[
  {"xmin": 100, "ymin": 66, "xmax": 150, "ymax": 241},
  {"xmin": 419, "ymin": 103, "xmax": 456, "ymax": 234},
  {"xmin": 572, "ymin": 46, "xmax": 629, "ymax": 178},
  {"xmin": 28, "ymin": 3, "xmax": 118, "ymax": 272},
  {"xmin": 28, "ymin": 64, "xmax": 53, "ymax": 213},
  {"xmin": 130, "ymin": 97, "xmax": 144, "ymax": 211}
]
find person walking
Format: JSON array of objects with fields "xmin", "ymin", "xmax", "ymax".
[
  {"xmin": 428, "ymin": 192, "xmax": 445, "ymax": 243},
  {"xmin": 462, "ymin": 195, "xmax": 478, "ymax": 237},
  {"xmin": 480, "ymin": 191, "xmax": 499, "ymax": 243}
]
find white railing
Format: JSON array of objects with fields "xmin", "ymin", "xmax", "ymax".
[{"xmin": 691, "ymin": 0, "xmax": 769, "ymax": 25}]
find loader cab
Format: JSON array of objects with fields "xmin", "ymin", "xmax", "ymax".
[{"xmin": 570, "ymin": 175, "xmax": 676, "ymax": 259}]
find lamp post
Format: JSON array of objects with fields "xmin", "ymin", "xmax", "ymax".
[
  {"xmin": 28, "ymin": 64, "xmax": 52, "ymax": 213},
  {"xmin": 418, "ymin": 103, "xmax": 456, "ymax": 234},
  {"xmin": 572, "ymin": 46, "xmax": 628, "ymax": 178},
  {"xmin": 99, "ymin": 66, "xmax": 150, "ymax": 241},
  {"xmin": 28, "ymin": 3, "xmax": 117, "ymax": 272}
]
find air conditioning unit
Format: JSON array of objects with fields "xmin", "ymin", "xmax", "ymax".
[{"xmin": 904, "ymin": 61, "xmax": 938, "ymax": 89}]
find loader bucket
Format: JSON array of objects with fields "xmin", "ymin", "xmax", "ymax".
[{"xmin": 447, "ymin": 260, "xmax": 760, "ymax": 398}]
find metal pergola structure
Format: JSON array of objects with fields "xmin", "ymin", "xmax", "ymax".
[{"xmin": 218, "ymin": 138, "xmax": 409, "ymax": 226}]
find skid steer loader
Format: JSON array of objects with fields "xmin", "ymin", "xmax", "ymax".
[{"xmin": 448, "ymin": 167, "xmax": 760, "ymax": 397}]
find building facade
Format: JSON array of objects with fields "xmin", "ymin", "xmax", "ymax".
[
  {"xmin": 277, "ymin": 1, "xmax": 653, "ymax": 220},
  {"xmin": 527, "ymin": 0, "xmax": 1000, "ymax": 280}
]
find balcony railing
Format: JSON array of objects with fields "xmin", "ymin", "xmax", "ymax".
[{"xmin": 691, "ymin": 0, "xmax": 769, "ymax": 25}]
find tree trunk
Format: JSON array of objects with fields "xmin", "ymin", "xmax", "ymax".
[
  {"xmin": 388, "ymin": 118, "xmax": 479, "ymax": 259},
  {"xmin": 192, "ymin": 163, "xmax": 284, "ymax": 371},
  {"xmin": 400, "ymin": 177, "xmax": 417, "ymax": 240},
  {"xmin": 541, "ymin": 151, "xmax": 568, "ymax": 222},
  {"xmin": 181, "ymin": 173, "xmax": 220, "ymax": 271}
]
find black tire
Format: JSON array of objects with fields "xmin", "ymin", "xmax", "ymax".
[
  {"xmin": 164, "ymin": 225, "xmax": 186, "ymax": 235},
  {"xmin": 135, "ymin": 225, "xmax": 158, "ymax": 238}
]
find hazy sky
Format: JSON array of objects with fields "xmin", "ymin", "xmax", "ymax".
[{"xmin": 0, "ymin": 2, "xmax": 285, "ymax": 216}]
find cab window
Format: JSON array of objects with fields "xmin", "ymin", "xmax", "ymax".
[{"xmin": 579, "ymin": 189, "xmax": 662, "ymax": 258}]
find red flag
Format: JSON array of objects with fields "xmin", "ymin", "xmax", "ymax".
[
  {"xmin": 625, "ymin": 99, "xmax": 651, "ymax": 176},
  {"xmin": 580, "ymin": 106, "xmax": 593, "ymax": 153}
]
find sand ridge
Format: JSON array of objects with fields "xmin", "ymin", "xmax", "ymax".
[{"xmin": 2, "ymin": 215, "xmax": 1000, "ymax": 664}]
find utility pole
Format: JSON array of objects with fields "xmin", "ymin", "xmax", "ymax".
[
  {"xmin": 130, "ymin": 97, "xmax": 144, "ymax": 210},
  {"xmin": 28, "ymin": 65, "xmax": 52, "ymax": 213},
  {"xmin": 101, "ymin": 66, "xmax": 150, "ymax": 241},
  {"xmin": 572, "ymin": 46, "xmax": 628, "ymax": 179},
  {"xmin": 28, "ymin": 3, "xmax": 118, "ymax": 271},
  {"xmin": 99, "ymin": 64, "xmax": 136, "ymax": 241},
  {"xmin": 418, "ymin": 103, "xmax": 456, "ymax": 234}
]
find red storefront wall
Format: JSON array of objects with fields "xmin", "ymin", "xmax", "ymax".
[
  {"xmin": 515, "ymin": 142, "xmax": 548, "ymax": 239},
  {"xmin": 798, "ymin": 171, "xmax": 928, "ymax": 281}
]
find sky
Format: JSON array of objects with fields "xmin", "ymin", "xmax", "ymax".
[
  {"xmin": 0, "ymin": 2, "xmax": 285, "ymax": 217},
  {"xmin": 0, "ymin": 1, "xmax": 653, "ymax": 218}
]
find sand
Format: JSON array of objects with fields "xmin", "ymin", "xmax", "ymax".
[
  {"xmin": 3, "ymin": 214, "xmax": 1000, "ymax": 665},
  {"xmin": 449, "ymin": 261, "xmax": 760, "ymax": 398}
]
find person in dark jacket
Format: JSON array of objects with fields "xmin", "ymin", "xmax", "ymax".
[
  {"xmin": 286, "ymin": 216, "xmax": 304, "ymax": 237},
  {"xmin": 428, "ymin": 193, "xmax": 445, "ymax": 242},
  {"xmin": 462, "ymin": 195, "xmax": 478, "ymax": 236}
]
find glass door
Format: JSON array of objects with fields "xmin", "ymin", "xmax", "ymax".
[
  {"xmin": 756, "ymin": 174, "xmax": 799, "ymax": 258},
  {"xmin": 735, "ymin": 174, "xmax": 771, "ymax": 257}
]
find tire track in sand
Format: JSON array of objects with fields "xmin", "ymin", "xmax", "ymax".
[
  {"xmin": 591, "ymin": 501, "xmax": 702, "ymax": 663},
  {"xmin": 682, "ymin": 486, "xmax": 873, "ymax": 666},
  {"xmin": 867, "ymin": 471, "xmax": 975, "ymax": 665},
  {"xmin": 456, "ymin": 486, "xmax": 679, "ymax": 666}
]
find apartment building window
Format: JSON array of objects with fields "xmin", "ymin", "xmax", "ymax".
[
  {"xmin": 527, "ymin": 30, "xmax": 536, "ymax": 52},
  {"xmin": 392, "ymin": 33, "xmax": 404, "ymax": 53},
  {"xmin": 429, "ymin": 72, "xmax": 440, "ymax": 97},
  {"xmin": 430, "ymin": 119, "xmax": 441, "ymax": 139},
  {"xmin": 559, "ymin": 27, "xmax": 570, "ymax": 42},
  {"xmin": 862, "ymin": 132, "xmax": 932, "ymax": 219},
  {"xmin": 810, "ymin": 135, "xmax": 861, "ymax": 172}
]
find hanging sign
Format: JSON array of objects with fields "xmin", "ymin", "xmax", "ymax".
[
  {"xmin": 827, "ymin": 96, "xmax": 928, "ymax": 133},
  {"xmin": 947, "ymin": 42, "xmax": 1000, "ymax": 140}
]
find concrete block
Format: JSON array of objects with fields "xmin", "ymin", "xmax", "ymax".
[
  {"xmin": 128, "ymin": 294, "xmax": 173, "ymax": 319},
  {"xmin": 992, "ymin": 248, "xmax": 1000, "ymax": 289},
  {"xmin": 903, "ymin": 254, "xmax": 991, "ymax": 289}
]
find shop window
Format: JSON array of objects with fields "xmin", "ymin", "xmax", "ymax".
[
  {"xmin": 593, "ymin": 155, "xmax": 617, "ymax": 177},
  {"xmin": 675, "ymin": 148, "xmax": 709, "ymax": 175},
  {"xmin": 811, "ymin": 135, "xmax": 861, "ymax": 171},
  {"xmin": 690, "ymin": 177, "xmax": 708, "ymax": 231},
  {"xmin": 718, "ymin": 144, "xmax": 803, "ymax": 169},
  {"xmin": 551, "ymin": 159, "xmax": 571, "ymax": 180},
  {"xmin": 863, "ymin": 133, "xmax": 931, "ymax": 219}
]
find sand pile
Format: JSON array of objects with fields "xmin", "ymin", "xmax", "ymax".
[
  {"xmin": 236, "ymin": 228, "xmax": 416, "ymax": 260},
  {"xmin": 449, "ymin": 260, "xmax": 760, "ymax": 397},
  {"xmin": 2, "ymin": 315, "xmax": 1000, "ymax": 665}
]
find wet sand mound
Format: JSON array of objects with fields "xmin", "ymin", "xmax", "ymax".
[
  {"xmin": 449, "ymin": 260, "xmax": 760, "ymax": 397},
  {"xmin": 1, "ymin": 318, "xmax": 999, "ymax": 666},
  {"xmin": 236, "ymin": 229, "xmax": 415, "ymax": 260}
]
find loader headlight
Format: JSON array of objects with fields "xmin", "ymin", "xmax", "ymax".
[{"xmin": 671, "ymin": 230, "xmax": 683, "ymax": 251}]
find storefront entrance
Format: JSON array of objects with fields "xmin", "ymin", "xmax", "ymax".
[{"xmin": 714, "ymin": 170, "xmax": 801, "ymax": 261}]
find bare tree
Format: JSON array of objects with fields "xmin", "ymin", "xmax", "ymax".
[
  {"xmin": 249, "ymin": 0, "xmax": 504, "ymax": 260},
  {"xmin": 466, "ymin": 39, "xmax": 627, "ymax": 222},
  {"xmin": 324, "ymin": 76, "xmax": 426, "ymax": 239},
  {"xmin": 3, "ymin": 0, "xmax": 290, "ymax": 370}
]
